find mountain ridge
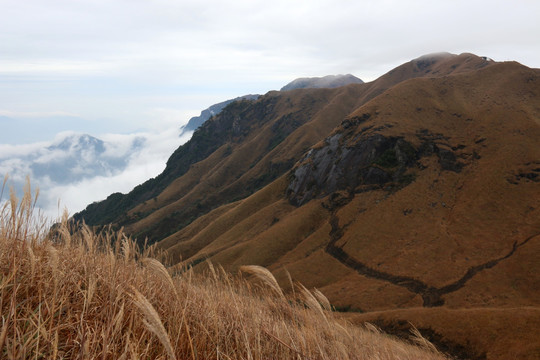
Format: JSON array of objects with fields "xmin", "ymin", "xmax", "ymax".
[
  {"xmin": 180, "ymin": 94, "xmax": 260, "ymax": 134},
  {"xmin": 75, "ymin": 53, "xmax": 495, "ymax": 238},
  {"xmin": 73, "ymin": 53, "xmax": 540, "ymax": 359}
]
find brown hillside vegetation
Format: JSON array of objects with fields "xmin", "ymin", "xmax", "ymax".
[
  {"xmin": 159, "ymin": 58, "xmax": 540, "ymax": 359},
  {"xmin": 0, "ymin": 187, "xmax": 447, "ymax": 359},
  {"xmin": 75, "ymin": 53, "xmax": 494, "ymax": 244},
  {"xmin": 75, "ymin": 53, "xmax": 540, "ymax": 359}
]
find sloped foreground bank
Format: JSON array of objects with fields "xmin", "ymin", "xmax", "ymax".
[{"xmin": 0, "ymin": 187, "xmax": 446, "ymax": 359}]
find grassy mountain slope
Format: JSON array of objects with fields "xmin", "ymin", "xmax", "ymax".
[
  {"xmin": 157, "ymin": 59, "xmax": 540, "ymax": 359},
  {"xmin": 74, "ymin": 53, "xmax": 540, "ymax": 359},
  {"xmin": 75, "ymin": 52, "xmax": 493, "ymax": 244},
  {"xmin": 1, "ymin": 190, "xmax": 447, "ymax": 359},
  {"xmin": 347, "ymin": 307, "xmax": 540, "ymax": 360}
]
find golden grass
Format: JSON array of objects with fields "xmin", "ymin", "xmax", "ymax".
[{"xmin": 0, "ymin": 185, "xmax": 447, "ymax": 359}]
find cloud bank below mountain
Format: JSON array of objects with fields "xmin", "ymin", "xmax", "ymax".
[{"xmin": 1, "ymin": 128, "xmax": 193, "ymax": 220}]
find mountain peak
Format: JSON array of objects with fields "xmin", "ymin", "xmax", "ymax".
[
  {"xmin": 49, "ymin": 133, "xmax": 105, "ymax": 152},
  {"xmin": 280, "ymin": 74, "xmax": 364, "ymax": 91}
]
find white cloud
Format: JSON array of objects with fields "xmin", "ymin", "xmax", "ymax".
[
  {"xmin": 100, "ymin": 134, "xmax": 145, "ymax": 158},
  {"xmin": 0, "ymin": 125, "xmax": 192, "ymax": 220},
  {"xmin": 0, "ymin": 60, "xmax": 114, "ymax": 76},
  {"xmin": 32, "ymin": 149, "xmax": 69, "ymax": 164},
  {"xmin": 0, "ymin": 158, "xmax": 30, "ymax": 183},
  {"xmin": 4, "ymin": 1, "xmax": 540, "ymax": 77},
  {"xmin": 145, "ymin": 108, "xmax": 197, "ymax": 130},
  {"xmin": 38, "ymin": 128, "xmax": 192, "ymax": 219},
  {"xmin": 0, "ymin": 142, "xmax": 50, "ymax": 159}
]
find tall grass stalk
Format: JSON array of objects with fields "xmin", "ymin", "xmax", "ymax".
[{"xmin": 0, "ymin": 186, "xmax": 448, "ymax": 359}]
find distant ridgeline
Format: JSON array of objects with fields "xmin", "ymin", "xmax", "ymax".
[
  {"xmin": 180, "ymin": 94, "xmax": 260, "ymax": 135},
  {"xmin": 76, "ymin": 73, "xmax": 365, "ymax": 230},
  {"xmin": 180, "ymin": 74, "xmax": 364, "ymax": 135}
]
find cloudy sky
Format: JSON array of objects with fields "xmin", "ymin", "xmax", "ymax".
[{"xmin": 1, "ymin": 0, "xmax": 539, "ymax": 217}]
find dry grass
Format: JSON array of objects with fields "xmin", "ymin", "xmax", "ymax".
[{"xmin": 0, "ymin": 184, "xmax": 447, "ymax": 359}]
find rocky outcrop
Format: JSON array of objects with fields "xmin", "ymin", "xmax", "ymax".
[
  {"xmin": 286, "ymin": 116, "xmax": 471, "ymax": 206},
  {"xmin": 287, "ymin": 131, "xmax": 417, "ymax": 206}
]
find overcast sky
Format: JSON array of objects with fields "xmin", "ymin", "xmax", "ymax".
[
  {"xmin": 1, "ymin": 0, "xmax": 540, "ymax": 217},
  {"xmin": 2, "ymin": 0, "xmax": 540, "ymax": 142}
]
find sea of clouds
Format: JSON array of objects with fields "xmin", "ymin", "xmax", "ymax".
[{"xmin": 0, "ymin": 127, "xmax": 193, "ymax": 220}]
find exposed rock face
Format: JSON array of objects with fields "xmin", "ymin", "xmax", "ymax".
[
  {"xmin": 287, "ymin": 131, "xmax": 418, "ymax": 206},
  {"xmin": 286, "ymin": 117, "xmax": 470, "ymax": 206}
]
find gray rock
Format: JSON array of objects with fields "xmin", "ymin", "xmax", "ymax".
[{"xmin": 287, "ymin": 133, "xmax": 417, "ymax": 206}]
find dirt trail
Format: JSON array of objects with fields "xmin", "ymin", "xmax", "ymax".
[{"xmin": 325, "ymin": 210, "xmax": 538, "ymax": 307}]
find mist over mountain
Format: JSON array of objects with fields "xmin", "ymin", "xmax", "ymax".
[
  {"xmin": 29, "ymin": 133, "xmax": 145, "ymax": 184},
  {"xmin": 1, "ymin": 130, "xmax": 189, "ymax": 218},
  {"xmin": 2, "ymin": 133, "xmax": 132, "ymax": 185},
  {"xmin": 280, "ymin": 74, "xmax": 364, "ymax": 91}
]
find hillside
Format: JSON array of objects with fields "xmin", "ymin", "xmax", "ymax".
[
  {"xmin": 74, "ymin": 53, "xmax": 540, "ymax": 359},
  {"xmin": 0, "ymin": 190, "xmax": 446, "ymax": 359},
  {"xmin": 75, "ymin": 52, "xmax": 492, "ymax": 242}
]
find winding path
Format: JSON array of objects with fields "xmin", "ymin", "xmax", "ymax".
[{"xmin": 325, "ymin": 211, "xmax": 538, "ymax": 307}]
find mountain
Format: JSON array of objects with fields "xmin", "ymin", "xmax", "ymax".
[
  {"xmin": 29, "ymin": 133, "xmax": 143, "ymax": 182},
  {"xmin": 180, "ymin": 94, "xmax": 260, "ymax": 134},
  {"xmin": 31, "ymin": 133, "xmax": 143, "ymax": 183},
  {"xmin": 280, "ymin": 74, "xmax": 364, "ymax": 91},
  {"xmin": 0, "ymin": 132, "xmax": 146, "ymax": 214},
  {"xmin": 180, "ymin": 75, "xmax": 364, "ymax": 136},
  {"xmin": 75, "ymin": 53, "xmax": 494, "ymax": 243},
  {"xmin": 74, "ymin": 53, "xmax": 540, "ymax": 359}
]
